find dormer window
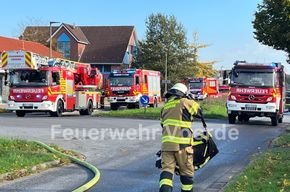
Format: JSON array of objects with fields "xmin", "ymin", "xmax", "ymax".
[{"xmin": 57, "ymin": 33, "xmax": 71, "ymax": 59}]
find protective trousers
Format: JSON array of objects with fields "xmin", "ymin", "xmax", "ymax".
[{"xmin": 159, "ymin": 147, "xmax": 194, "ymax": 192}]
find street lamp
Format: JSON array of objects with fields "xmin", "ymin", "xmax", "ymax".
[
  {"xmin": 49, "ymin": 21, "xmax": 60, "ymax": 58},
  {"xmin": 165, "ymin": 52, "xmax": 168, "ymax": 92}
]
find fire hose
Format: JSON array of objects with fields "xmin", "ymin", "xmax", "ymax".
[{"xmin": 33, "ymin": 140, "xmax": 100, "ymax": 192}]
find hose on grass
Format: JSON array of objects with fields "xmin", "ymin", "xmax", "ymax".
[{"xmin": 33, "ymin": 140, "xmax": 100, "ymax": 192}]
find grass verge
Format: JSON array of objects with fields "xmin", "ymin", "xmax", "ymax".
[
  {"xmin": 199, "ymin": 96, "xmax": 227, "ymax": 119},
  {"xmin": 224, "ymin": 132, "xmax": 290, "ymax": 192},
  {"xmin": 97, "ymin": 96, "xmax": 227, "ymax": 119},
  {"xmin": 97, "ymin": 107, "xmax": 161, "ymax": 119},
  {"xmin": 0, "ymin": 109, "xmax": 7, "ymax": 113},
  {"xmin": 0, "ymin": 137, "xmax": 72, "ymax": 179}
]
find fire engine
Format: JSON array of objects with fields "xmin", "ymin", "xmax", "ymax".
[
  {"xmin": 107, "ymin": 69, "xmax": 161, "ymax": 110},
  {"xmin": 1, "ymin": 50, "xmax": 103, "ymax": 117},
  {"xmin": 187, "ymin": 77, "xmax": 219, "ymax": 100},
  {"xmin": 227, "ymin": 61, "xmax": 285, "ymax": 126}
]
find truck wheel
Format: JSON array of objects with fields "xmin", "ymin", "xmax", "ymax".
[
  {"xmin": 238, "ymin": 115, "xmax": 243, "ymax": 122},
  {"xmin": 271, "ymin": 116, "xmax": 278, "ymax": 126},
  {"xmin": 80, "ymin": 101, "xmax": 94, "ymax": 115},
  {"xmin": 135, "ymin": 102, "xmax": 140, "ymax": 109},
  {"xmin": 278, "ymin": 117, "xmax": 283, "ymax": 123},
  {"xmin": 50, "ymin": 100, "xmax": 63, "ymax": 117},
  {"xmin": 16, "ymin": 110, "xmax": 26, "ymax": 117},
  {"xmin": 110, "ymin": 103, "xmax": 119, "ymax": 110},
  {"xmin": 79, "ymin": 110, "xmax": 86, "ymax": 115},
  {"xmin": 228, "ymin": 114, "xmax": 236, "ymax": 124},
  {"xmin": 87, "ymin": 101, "xmax": 93, "ymax": 115}
]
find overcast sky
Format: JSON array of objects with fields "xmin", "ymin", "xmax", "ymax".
[{"xmin": 0, "ymin": 0, "xmax": 288, "ymax": 72}]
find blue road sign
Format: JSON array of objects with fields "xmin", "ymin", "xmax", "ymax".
[{"xmin": 140, "ymin": 95, "xmax": 150, "ymax": 106}]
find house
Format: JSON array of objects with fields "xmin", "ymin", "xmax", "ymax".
[
  {"xmin": 0, "ymin": 36, "xmax": 62, "ymax": 104},
  {"xmin": 22, "ymin": 23, "xmax": 138, "ymax": 76}
]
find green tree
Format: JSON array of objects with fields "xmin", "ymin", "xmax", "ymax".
[
  {"xmin": 253, "ymin": 0, "xmax": 290, "ymax": 63},
  {"xmin": 136, "ymin": 13, "xmax": 189, "ymax": 88}
]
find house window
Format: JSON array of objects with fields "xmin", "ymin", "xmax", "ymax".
[
  {"xmin": 130, "ymin": 45, "xmax": 135, "ymax": 55},
  {"xmin": 103, "ymin": 65, "xmax": 111, "ymax": 73},
  {"xmin": 57, "ymin": 33, "xmax": 71, "ymax": 59}
]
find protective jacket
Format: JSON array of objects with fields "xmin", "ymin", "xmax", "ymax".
[{"xmin": 160, "ymin": 96, "xmax": 200, "ymax": 151}]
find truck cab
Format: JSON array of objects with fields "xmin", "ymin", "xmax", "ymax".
[
  {"xmin": 2, "ymin": 50, "xmax": 103, "ymax": 117},
  {"xmin": 227, "ymin": 61, "xmax": 285, "ymax": 126},
  {"xmin": 107, "ymin": 69, "xmax": 161, "ymax": 110},
  {"xmin": 188, "ymin": 77, "xmax": 218, "ymax": 100}
]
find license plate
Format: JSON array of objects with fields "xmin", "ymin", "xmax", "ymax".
[
  {"xmin": 245, "ymin": 104, "xmax": 257, "ymax": 111},
  {"xmin": 23, "ymin": 103, "xmax": 33, "ymax": 107}
]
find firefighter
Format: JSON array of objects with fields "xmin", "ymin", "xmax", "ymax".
[{"xmin": 159, "ymin": 83, "xmax": 200, "ymax": 192}]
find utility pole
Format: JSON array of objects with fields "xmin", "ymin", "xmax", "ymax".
[
  {"xmin": 49, "ymin": 21, "xmax": 60, "ymax": 58},
  {"xmin": 165, "ymin": 52, "xmax": 168, "ymax": 92}
]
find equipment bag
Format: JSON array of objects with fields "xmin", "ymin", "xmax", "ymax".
[
  {"xmin": 192, "ymin": 131, "xmax": 219, "ymax": 170},
  {"xmin": 155, "ymin": 122, "xmax": 219, "ymax": 172}
]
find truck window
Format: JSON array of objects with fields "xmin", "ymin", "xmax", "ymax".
[
  {"xmin": 144, "ymin": 75, "xmax": 148, "ymax": 84},
  {"xmin": 52, "ymin": 72, "xmax": 60, "ymax": 85},
  {"xmin": 9, "ymin": 70, "xmax": 49, "ymax": 87},
  {"xmin": 231, "ymin": 71, "xmax": 275, "ymax": 87},
  {"xmin": 135, "ymin": 76, "xmax": 140, "ymax": 85}
]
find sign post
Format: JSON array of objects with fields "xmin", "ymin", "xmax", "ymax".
[{"xmin": 140, "ymin": 95, "xmax": 150, "ymax": 113}]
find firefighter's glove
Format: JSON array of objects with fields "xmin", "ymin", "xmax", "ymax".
[{"xmin": 155, "ymin": 150, "xmax": 162, "ymax": 169}]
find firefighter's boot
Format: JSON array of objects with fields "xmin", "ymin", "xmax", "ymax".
[
  {"xmin": 159, "ymin": 171, "xmax": 173, "ymax": 192},
  {"xmin": 180, "ymin": 175, "xmax": 193, "ymax": 192}
]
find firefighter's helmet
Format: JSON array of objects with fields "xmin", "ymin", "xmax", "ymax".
[
  {"xmin": 170, "ymin": 83, "xmax": 188, "ymax": 94},
  {"xmin": 165, "ymin": 83, "xmax": 188, "ymax": 98}
]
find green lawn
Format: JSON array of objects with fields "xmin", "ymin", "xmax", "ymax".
[
  {"xmin": 97, "ymin": 107, "xmax": 162, "ymax": 119},
  {"xmin": 199, "ymin": 96, "xmax": 227, "ymax": 119},
  {"xmin": 0, "ymin": 109, "xmax": 7, "ymax": 113},
  {"xmin": 224, "ymin": 133, "xmax": 290, "ymax": 192},
  {"xmin": 97, "ymin": 96, "xmax": 227, "ymax": 119},
  {"xmin": 0, "ymin": 138, "xmax": 70, "ymax": 175}
]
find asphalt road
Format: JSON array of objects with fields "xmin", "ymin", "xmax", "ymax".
[{"xmin": 0, "ymin": 112, "xmax": 287, "ymax": 192}]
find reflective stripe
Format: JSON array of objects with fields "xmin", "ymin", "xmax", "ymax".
[
  {"xmin": 181, "ymin": 184, "xmax": 193, "ymax": 191},
  {"xmin": 164, "ymin": 99, "xmax": 180, "ymax": 110},
  {"xmin": 161, "ymin": 119, "xmax": 192, "ymax": 128},
  {"xmin": 162, "ymin": 136, "xmax": 203, "ymax": 146},
  {"xmin": 192, "ymin": 141, "xmax": 203, "ymax": 146},
  {"xmin": 162, "ymin": 136, "xmax": 192, "ymax": 144},
  {"xmin": 199, "ymin": 156, "xmax": 211, "ymax": 168},
  {"xmin": 189, "ymin": 102, "xmax": 199, "ymax": 115},
  {"xmin": 159, "ymin": 178, "xmax": 173, "ymax": 187}
]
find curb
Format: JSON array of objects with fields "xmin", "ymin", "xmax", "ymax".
[{"xmin": 0, "ymin": 159, "xmax": 61, "ymax": 182}]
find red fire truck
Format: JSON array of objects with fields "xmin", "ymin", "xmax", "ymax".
[
  {"xmin": 107, "ymin": 69, "xmax": 161, "ymax": 110},
  {"xmin": 1, "ymin": 50, "xmax": 103, "ymax": 117},
  {"xmin": 187, "ymin": 77, "xmax": 219, "ymax": 100},
  {"xmin": 227, "ymin": 61, "xmax": 285, "ymax": 126}
]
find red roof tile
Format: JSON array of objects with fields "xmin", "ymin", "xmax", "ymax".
[{"xmin": 0, "ymin": 36, "xmax": 63, "ymax": 58}]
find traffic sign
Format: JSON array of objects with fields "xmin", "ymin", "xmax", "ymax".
[
  {"xmin": 140, "ymin": 95, "xmax": 150, "ymax": 106},
  {"xmin": 162, "ymin": 80, "xmax": 171, "ymax": 84}
]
